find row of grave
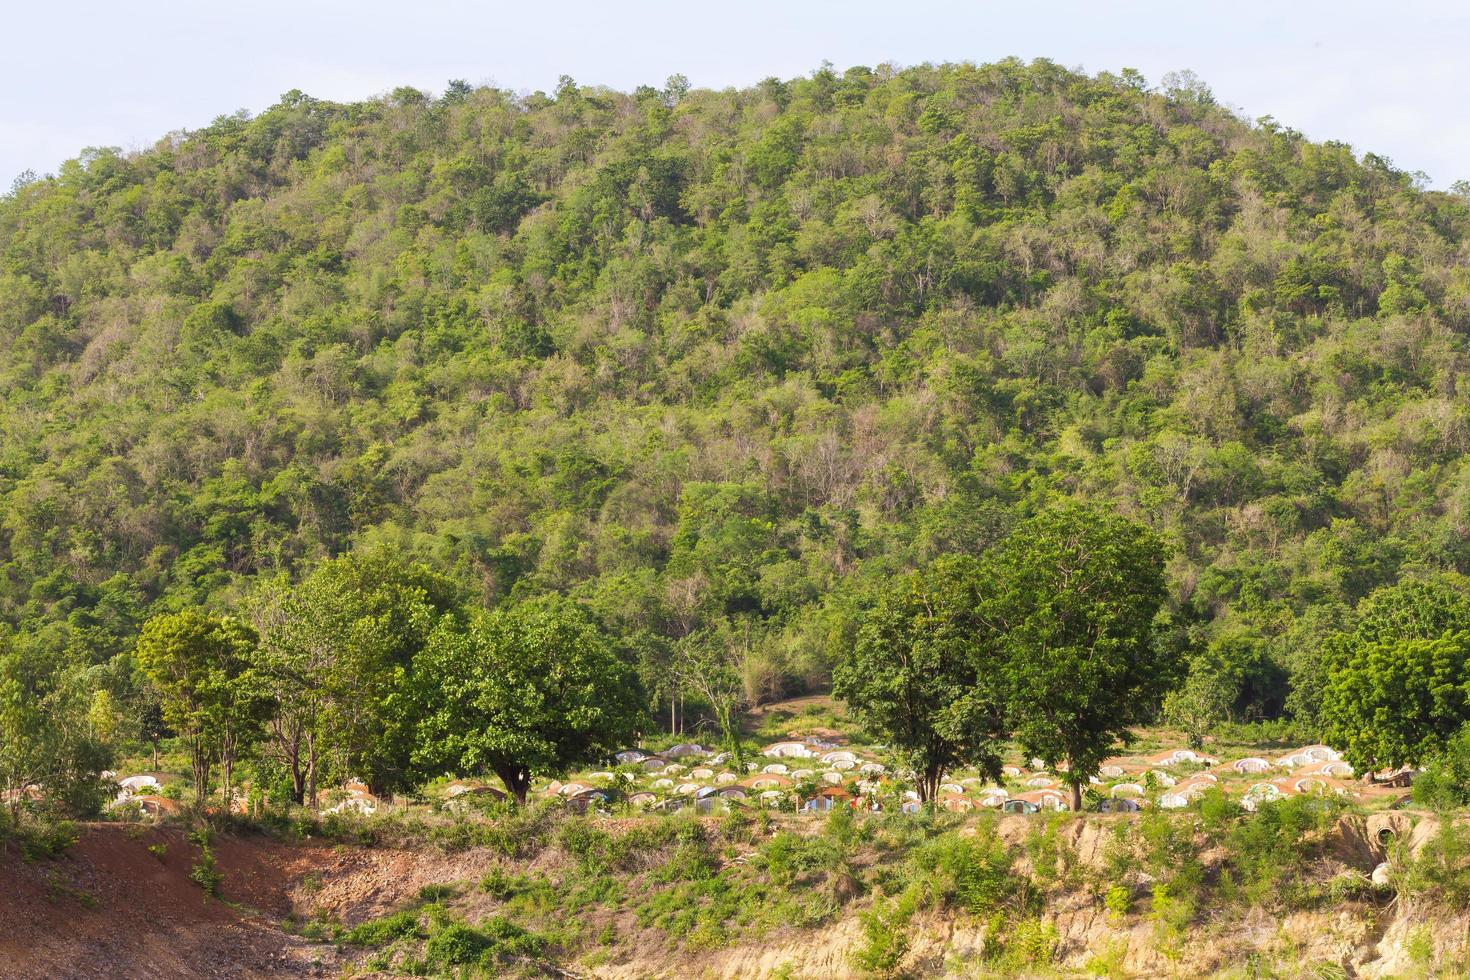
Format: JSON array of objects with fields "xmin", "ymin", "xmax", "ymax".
[{"xmin": 96, "ymin": 741, "xmax": 1399, "ymax": 819}]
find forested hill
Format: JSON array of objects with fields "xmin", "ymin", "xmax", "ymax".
[{"xmin": 3, "ymin": 60, "xmax": 1469, "ymax": 717}]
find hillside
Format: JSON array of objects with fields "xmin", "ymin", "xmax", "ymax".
[
  {"xmin": 5, "ymin": 807, "xmax": 1469, "ymax": 978},
  {"xmin": 3, "ymin": 59, "xmax": 1470, "ymax": 722}
]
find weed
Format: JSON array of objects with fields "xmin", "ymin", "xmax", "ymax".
[
  {"xmin": 851, "ymin": 895, "xmax": 911, "ymax": 976},
  {"xmin": 422, "ymin": 916, "xmax": 545, "ymax": 971},
  {"xmin": 189, "ymin": 846, "xmax": 222, "ymax": 896},
  {"xmin": 1104, "ymin": 883, "xmax": 1130, "ymax": 919},
  {"xmin": 15, "ymin": 818, "xmax": 79, "ymax": 861},
  {"xmin": 417, "ymin": 882, "xmax": 459, "ymax": 902}
]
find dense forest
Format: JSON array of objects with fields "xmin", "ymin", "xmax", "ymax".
[{"xmin": 4, "ymin": 59, "xmax": 1470, "ymax": 793}]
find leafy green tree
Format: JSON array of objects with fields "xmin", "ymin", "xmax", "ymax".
[
  {"xmin": 833, "ymin": 557, "xmax": 1009, "ymax": 803},
  {"xmin": 982, "ymin": 504, "xmax": 1174, "ymax": 810},
  {"xmin": 1162, "ymin": 663, "xmax": 1234, "ymax": 749},
  {"xmin": 1320, "ymin": 632, "xmax": 1470, "ymax": 773},
  {"xmin": 252, "ymin": 551, "xmax": 463, "ymax": 804},
  {"xmin": 134, "ymin": 611, "xmax": 263, "ymax": 807},
  {"xmin": 672, "ymin": 624, "xmax": 750, "ymax": 758},
  {"xmin": 1292, "ymin": 575, "xmax": 1470, "ymax": 729},
  {"xmin": 0, "ymin": 633, "xmax": 112, "ymax": 818},
  {"xmin": 2, "ymin": 60, "xmax": 1470, "ymax": 753},
  {"xmin": 411, "ymin": 595, "xmax": 645, "ymax": 802}
]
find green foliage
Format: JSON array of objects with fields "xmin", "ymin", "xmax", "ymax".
[
  {"xmin": 134, "ymin": 610, "xmax": 264, "ymax": 806},
  {"xmin": 188, "ymin": 844, "xmax": 222, "ymax": 896},
  {"xmin": 11, "ymin": 816, "xmax": 80, "ymax": 861},
  {"xmin": 342, "ymin": 909, "xmax": 425, "ymax": 947},
  {"xmin": 411, "ymin": 594, "xmax": 645, "ymax": 801},
  {"xmin": 911, "ymin": 830, "xmax": 1019, "ymax": 916},
  {"xmin": 3, "ymin": 60, "xmax": 1469, "ymax": 785},
  {"xmin": 1395, "ymin": 821, "xmax": 1470, "ymax": 908},
  {"xmin": 984, "ymin": 504, "xmax": 1174, "ymax": 804},
  {"xmin": 1320, "ymin": 631, "xmax": 1470, "ymax": 771},
  {"xmin": 833, "ymin": 556, "xmax": 1009, "ymax": 801},
  {"xmin": 1413, "ymin": 724, "xmax": 1470, "ymax": 810},
  {"xmin": 0, "ymin": 632, "xmax": 112, "ymax": 818},
  {"xmin": 253, "ymin": 550, "xmax": 465, "ymax": 802},
  {"xmin": 1222, "ymin": 795, "xmax": 1341, "ymax": 908},
  {"xmin": 851, "ymin": 896, "xmax": 912, "ymax": 976}
]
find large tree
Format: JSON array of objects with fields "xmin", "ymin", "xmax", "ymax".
[
  {"xmin": 134, "ymin": 611, "xmax": 264, "ymax": 807},
  {"xmin": 1291, "ymin": 574, "xmax": 1470, "ymax": 728},
  {"xmin": 1320, "ymin": 632, "xmax": 1470, "ymax": 773},
  {"xmin": 411, "ymin": 595, "xmax": 645, "ymax": 803},
  {"xmin": 252, "ymin": 551, "xmax": 463, "ymax": 804},
  {"xmin": 981, "ymin": 504, "xmax": 1174, "ymax": 810},
  {"xmin": 833, "ymin": 556, "xmax": 1009, "ymax": 803}
]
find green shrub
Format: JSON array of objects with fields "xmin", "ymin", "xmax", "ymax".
[
  {"xmin": 341, "ymin": 909, "xmax": 424, "ymax": 947},
  {"xmin": 1396, "ymin": 821, "xmax": 1470, "ymax": 907},
  {"xmin": 15, "ymin": 818, "xmax": 79, "ymax": 861},
  {"xmin": 851, "ymin": 897, "xmax": 911, "ymax": 976},
  {"xmin": 1413, "ymin": 725, "xmax": 1470, "ymax": 810},
  {"xmin": 422, "ymin": 916, "xmax": 546, "ymax": 970},
  {"xmin": 423, "ymin": 922, "xmax": 490, "ymax": 967},
  {"xmin": 912, "ymin": 831, "xmax": 1019, "ymax": 917},
  {"xmin": 988, "ymin": 917, "xmax": 1059, "ymax": 971},
  {"xmin": 1104, "ymin": 883, "xmax": 1130, "ymax": 919},
  {"xmin": 1225, "ymin": 795, "xmax": 1340, "ymax": 907},
  {"xmin": 189, "ymin": 846, "xmax": 222, "ymax": 896},
  {"xmin": 417, "ymin": 882, "xmax": 458, "ymax": 902}
]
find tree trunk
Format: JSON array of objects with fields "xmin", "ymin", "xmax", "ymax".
[
  {"xmin": 306, "ymin": 734, "xmax": 319, "ymax": 809},
  {"xmin": 1069, "ymin": 780, "xmax": 1083, "ymax": 812},
  {"xmin": 192, "ymin": 738, "xmax": 210, "ymax": 808},
  {"xmin": 918, "ymin": 765, "xmax": 942, "ymax": 805},
  {"xmin": 496, "ymin": 764, "xmax": 532, "ymax": 804},
  {"xmin": 274, "ymin": 719, "xmax": 305, "ymax": 804},
  {"xmin": 151, "ymin": 740, "xmax": 159, "ymax": 771}
]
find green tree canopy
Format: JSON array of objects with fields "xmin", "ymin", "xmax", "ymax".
[
  {"xmin": 981, "ymin": 504, "xmax": 1174, "ymax": 809},
  {"xmin": 1292, "ymin": 574, "xmax": 1470, "ymax": 729},
  {"xmin": 252, "ymin": 550, "xmax": 464, "ymax": 803},
  {"xmin": 833, "ymin": 556, "xmax": 1009, "ymax": 802},
  {"xmin": 1320, "ymin": 632, "xmax": 1470, "ymax": 772},
  {"xmin": 0, "ymin": 630, "xmax": 112, "ymax": 818},
  {"xmin": 134, "ymin": 610, "xmax": 262, "ymax": 806},
  {"xmin": 411, "ymin": 595, "xmax": 645, "ymax": 802}
]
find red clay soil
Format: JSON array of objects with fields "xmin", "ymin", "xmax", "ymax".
[{"xmin": 0, "ymin": 824, "xmax": 346, "ymax": 979}]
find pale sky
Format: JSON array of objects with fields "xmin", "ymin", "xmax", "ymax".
[{"xmin": 4, "ymin": 0, "xmax": 1468, "ymax": 190}]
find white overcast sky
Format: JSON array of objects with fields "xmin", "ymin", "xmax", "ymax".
[{"xmin": 4, "ymin": 0, "xmax": 1468, "ymax": 189}]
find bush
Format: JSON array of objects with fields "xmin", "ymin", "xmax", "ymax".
[
  {"xmin": 1413, "ymin": 725, "xmax": 1470, "ymax": 810},
  {"xmin": 417, "ymin": 882, "xmax": 458, "ymax": 902},
  {"xmin": 912, "ymin": 831, "xmax": 1018, "ymax": 917},
  {"xmin": 422, "ymin": 917, "xmax": 545, "ymax": 970},
  {"xmin": 851, "ymin": 897, "xmax": 911, "ymax": 976},
  {"xmin": 341, "ymin": 909, "xmax": 424, "ymax": 947},
  {"xmin": 988, "ymin": 917, "xmax": 1060, "ymax": 971},
  {"xmin": 1225, "ymin": 795, "xmax": 1340, "ymax": 907},
  {"xmin": 13, "ymin": 817, "xmax": 80, "ymax": 861},
  {"xmin": 423, "ymin": 922, "xmax": 490, "ymax": 967},
  {"xmin": 1396, "ymin": 821, "xmax": 1470, "ymax": 907},
  {"xmin": 189, "ymin": 846, "xmax": 222, "ymax": 896}
]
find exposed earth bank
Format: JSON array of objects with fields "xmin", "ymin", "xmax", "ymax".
[{"xmin": 2, "ymin": 814, "xmax": 1465, "ymax": 978}]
